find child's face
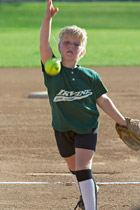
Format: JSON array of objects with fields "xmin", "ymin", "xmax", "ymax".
[{"xmin": 58, "ymin": 35, "xmax": 85, "ymax": 62}]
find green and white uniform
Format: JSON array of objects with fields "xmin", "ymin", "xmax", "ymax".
[{"xmin": 42, "ymin": 63, "xmax": 107, "ymax": 134}]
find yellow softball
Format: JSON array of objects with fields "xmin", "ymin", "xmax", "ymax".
[{"xmin": 45, "ymin": 58, "xmax": 61, "ymax": 76}]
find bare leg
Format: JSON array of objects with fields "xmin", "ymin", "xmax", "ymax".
[
  {"xmin": 64, "ymin": 149, "xmax": 97, "ymax": 210},
  {"xmin": 75, "ymin": 148, "xmax": 94, "ymax": 170},
  {"xmin": 75, "ymin": 148, "xmax": 97, "ymax": 210},
  {"xmin": 64, "ymin": 154, "xmax": 75, "ymax": 171}
]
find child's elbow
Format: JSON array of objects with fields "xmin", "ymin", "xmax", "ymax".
[{"xmin": 96, "ymin": 94, "xmax": 110, "ymax": 107}]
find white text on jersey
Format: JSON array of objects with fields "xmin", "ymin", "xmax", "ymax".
[{"xmin": 53, "ymin": 89, "xmax": 93, "ymax": 102}]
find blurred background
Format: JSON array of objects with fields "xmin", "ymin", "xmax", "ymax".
[
  {"xmin": 0, "ymin": 0, "xmax": 140, "ymax": 67},
  {"xmin": 0, "ymin": 0, "xmax": 140, "ymax": 3}
]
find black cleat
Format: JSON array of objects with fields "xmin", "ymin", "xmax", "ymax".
[{"xmin": 74, "ymin": 195, "xmax": 85, "ymax": 210}]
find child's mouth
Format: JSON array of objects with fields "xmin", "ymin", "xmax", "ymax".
[{"xmin": 67, "ymin": 50, "xmax": 73, "ymax": 54}]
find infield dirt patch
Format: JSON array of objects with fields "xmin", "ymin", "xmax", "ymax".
[{"xmin": 0, "ymin": 66, "xmax": 140, "ymax": 210}]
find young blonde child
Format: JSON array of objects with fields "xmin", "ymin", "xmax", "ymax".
[{"xmin": 40, "ymin": 0, "xmax": 127, "ymax": 209}]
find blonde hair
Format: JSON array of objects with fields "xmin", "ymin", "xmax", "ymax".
[{"xmin": 59, "ymin": 25, "xmax": 87, "ymax": 48}]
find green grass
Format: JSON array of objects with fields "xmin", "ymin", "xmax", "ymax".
[{"xmin": 0, "ymin": 2, "xmax": 140, "ymax": 67}]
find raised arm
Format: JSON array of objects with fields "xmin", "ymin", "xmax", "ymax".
[
  {"xmin": 40, "ymin": 0, "xmax": 58, "ymax": 64},
  {"xmin": 96, "ymin": 94, "xmax": 127, "ymax": 126}
]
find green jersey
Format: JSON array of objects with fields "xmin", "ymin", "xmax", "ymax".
[{"xmin": 42, "ymin": 63, "xmax": 107, "ymax": 134}]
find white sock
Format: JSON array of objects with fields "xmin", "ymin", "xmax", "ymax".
[{"xmin": 79, "ymin": 179, "xmax": 97, "ymax": 210}]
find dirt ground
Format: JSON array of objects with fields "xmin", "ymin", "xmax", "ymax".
[{"xmin": 0, "ymin": 66, "xmax": 140, "ymax": 210}]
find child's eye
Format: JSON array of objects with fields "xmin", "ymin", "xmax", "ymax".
[
  {"xmin": 74, "ymin": 43, "xmax": 80, "ymax": 47},
  {"xmin": 63, "ymin": 41, "xmax": 81, "ymax": 48},
  {"xmin": 64, "ymin": 41, "xmax": 70, "ymax": 45}
]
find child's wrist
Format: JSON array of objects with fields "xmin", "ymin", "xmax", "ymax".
[{"xmin": 119, "ymin": 118, "xmax": 127, "ymax": 127}]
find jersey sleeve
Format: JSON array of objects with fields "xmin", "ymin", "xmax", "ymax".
[
  {"xmin": 41, "ymin": 60, "xmax": 45, "ymax": 72},
  {"xmin": 41, "ymin": 54, "xmax": 56, "ymax": 88},
  {"xmin": 93, "ymin": 73, "xmax": 108, "ymax": 99},
  {"xmin": 41, "ymin": 54, "xmax": 56, "ymax": 72}
]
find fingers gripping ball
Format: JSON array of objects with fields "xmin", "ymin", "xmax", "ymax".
[{"xmin": 45, "ymin": 58, "xmax": 61, "ymax": 76}]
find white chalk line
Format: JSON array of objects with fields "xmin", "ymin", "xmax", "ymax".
[{"xmin": 0, "ymin": 181, "xmax": 140, "ymax": 185}]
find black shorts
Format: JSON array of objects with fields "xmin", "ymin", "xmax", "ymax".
[{"xmin": 54, "ymin": 128, "xmax": 98, "ymax": 158}]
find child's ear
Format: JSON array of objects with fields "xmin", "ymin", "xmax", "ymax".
[{"xmin": 79, "ymin": 48, "xmax": 86, "ymax": 58}]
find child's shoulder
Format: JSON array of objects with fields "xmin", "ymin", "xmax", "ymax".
[{"xmin": 78, "ymin": 65, "xmax": 99, "ymax": 77}]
